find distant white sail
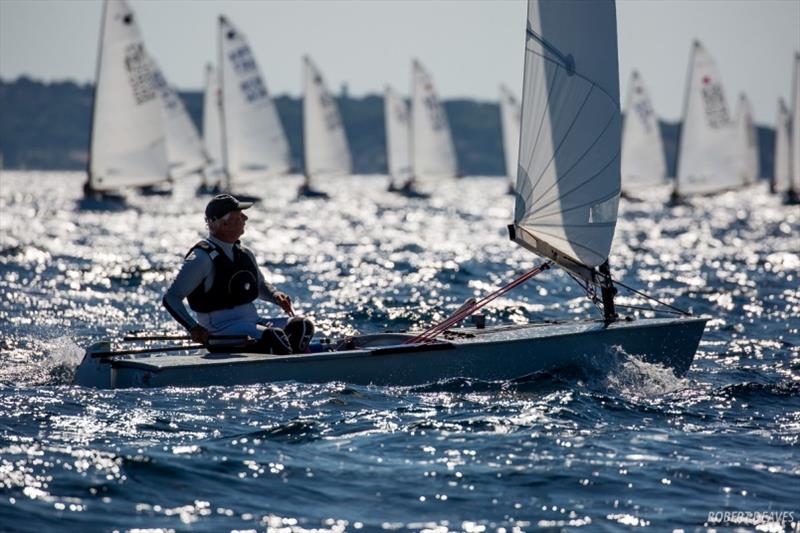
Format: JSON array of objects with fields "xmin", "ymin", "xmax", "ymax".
[
  {"xmin": 302, "ymin": 56, "xmax": 352, "ymax": 178},
  {"xmin": 218, "ymin": 16, "xmax": 290, "ymax": 181},
  {"xmin": 499, "ymin": 84, "xmax": 521, "ymax": 182},
  {"xmin": 202, "ymin": 63, "xmax": 223, "ymax": 180},
  {"xmin": 511, "ymin": 0, "xmax": 621, "ymax": 271},
  {"xmin": 675, "ymin": 41, "xmax": 740, "ymax": 196},
  {"xmin": 150, "ymin": 58, "xmax": 208, "ymax": 179},
  {"xmin": 411, "ymin": 59, "xmax": 457, "ymax": 179},
  {"xmin": 384, "ymin": 85, "xmax": 412, "ymax": 184},
  {"xmin": 791, "ymin": 53, "xmax": 800, "ymax": 192},
  {"xmin": 773, "ymin": 98, "xmax": 791, "ymax": 193},
  {"xmin": 88, "ymin": 0, "xmax": 168, "ymax": 191},
  {"xmin": 734, "ymin": 94, "xmax": 759, "ymax": 186},
  {"xmin": 620, "ymin": 70, "xmax": 666, "ymax": 193}
]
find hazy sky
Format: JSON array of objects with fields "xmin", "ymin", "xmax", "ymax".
[{"xmin": 1, "ymin": 0, "xmax": 798, "ymax": 124}]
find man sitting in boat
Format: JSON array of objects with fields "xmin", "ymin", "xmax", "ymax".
[{"xmin": 163, "ymin": 194, "xmax": 314, "ymax": 354}]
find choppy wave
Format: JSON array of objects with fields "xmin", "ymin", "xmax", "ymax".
[{"xmin": 0, "ymin": 172, "xmax": 798, "ymax": 532}]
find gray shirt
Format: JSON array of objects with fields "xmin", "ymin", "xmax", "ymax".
[{"xmin": 163, "ymin": 235, "xmax": 283, "ymax": 330}]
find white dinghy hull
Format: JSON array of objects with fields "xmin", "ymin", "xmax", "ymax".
[{"xmin": 76, "ymin": 317, "xmax": 706, "ymax": 389}]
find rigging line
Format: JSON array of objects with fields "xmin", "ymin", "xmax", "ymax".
[
  {"xmin": 592, "ymin": 269, "xmax": 692, "ymax": 316},
  {"xmin": 524, "ymin": 60, "xmax": 562, "ymax": 200},
  {"xmin": 530, "ymin": 85, "xmax": 596, "ymax": 201},
  {"xmin": 407, "ymin": 262, "xmax": 553, "ymax": 344},
  {"xmin": 566, "ymin": 271, "xmax": 604, "ymax": 316},
  {"xmin": 413, "ymin": 266, "xmax": 546, "ymax": 343}
]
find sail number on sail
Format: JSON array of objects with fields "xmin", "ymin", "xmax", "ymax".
[
  {"xmin": 701, "ymin": 81, "xmax": 730, "ymax": 128},
  {"xmin": 124, "ymin": 43, "xmax": 156, "ymax": 105}
]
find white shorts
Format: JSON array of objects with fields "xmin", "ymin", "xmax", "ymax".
[{"xmin": 197, "ymin": 303, "xmax": 288, "ymax": 341}]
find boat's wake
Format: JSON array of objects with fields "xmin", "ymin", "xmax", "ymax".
[
  {"xmin": 1, "ymin": 335, "xmax": 86, "ymax": 387},
  {"xmin": 587, "ymin": 345, "xmax": 688, "ymax": 398}
]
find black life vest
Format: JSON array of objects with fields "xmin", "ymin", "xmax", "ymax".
[{"xmin": 186, "ymin": 240, "xmax": 259, "ymax": 313}]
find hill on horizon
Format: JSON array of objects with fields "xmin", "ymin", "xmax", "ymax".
[{"xmin": 0, "ymin": 76, "xmax": 777, "ymax": 180}]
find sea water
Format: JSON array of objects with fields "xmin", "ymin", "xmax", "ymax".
[{"xmin": 0, "ymin": 172, "xmax": 798, "ymax": 532}]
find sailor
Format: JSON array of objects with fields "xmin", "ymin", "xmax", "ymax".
[{"xmin": 163, "ymin": 194, "xmax": 314, "ymax": 354}]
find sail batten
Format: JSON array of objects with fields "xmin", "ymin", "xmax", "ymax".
[
  {"xmin": 88, "ymin": 0, "xmax": 168, "ymax": 191},
  {"xmin": 512, "ymin": 0, "xmax": 621, "ymax": 273},
  {"xmin": 303, "ymin": 56, "xmax": 352, "ymax": 178}
]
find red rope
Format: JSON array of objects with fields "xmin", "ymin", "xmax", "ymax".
[{"xmin": 405, "ymin": 261, "xmax": 553, "ymax": 344}]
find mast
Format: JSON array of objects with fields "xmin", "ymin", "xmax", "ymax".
[
  {"xmin": 302, "ymin": 56, "xmax": 311, "ymax": 186},
  {"xmin": 217, "ymin": 16, "xmax": 232, "ymax": 193},
  {"xmin": 409, "ymin": 60, "xmax": 417, "ymax": 186},
  {"xmin": 672, "ymin": 40, "xmax": 699, "ymax": 202},
  {"xmin": 510, "ymin": 0, "xmax": 622, "ymax": 320},
  {"xmin": 598, "ymin": 261, "xmax": 617, "ymax": 321},
  {"xmin": 85, "ymin": 0, "xmax": 109, "ymax": 197}
]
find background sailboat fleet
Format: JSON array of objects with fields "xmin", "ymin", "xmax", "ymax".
[{"xmin": 85, "ymin": 0, "xmax": 800, "ymax": 206}]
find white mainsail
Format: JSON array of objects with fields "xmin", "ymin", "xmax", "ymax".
[
  {"xmin": 773, "ymin": 98, "xmax": 791, "ymax": 193},
  {"xmin": 499, "ymin": 84, "xmax": 521, "ymax": 182},
  {"xmin": 791, "ymin": 53, "xmax": 800, "ymax": 193},
  {"xmin": 384, "ymin": 85, "xmax": 412, "ymax": 185},
  {"xmin": 411, "ymin": 59, "xmax": 457, "ymax": 179},
  {"xmin": 620, "ymin": 70, "xmax": 666, "ymax": 193},
  {"xmin": 218, "ymin": 16, "xmax": 290, "ymax": 184},
  {"xmin": 674, "ymin": 41, "xmax": 740, "ymax": 196},
  {"xmin": 88, "ymin": 0, "xmax": 168, "ymax": 191},
  {"xmin": 511, "ymin": 0, "xmax": 622, "ymax": 273},
  {"xmin": 150, "ymin": 58, "xmax": 208, "ymax": 179},
  {"xmin": 202, "ymin": 63, "xmax": 223, "ymax": 184},
  {"xmin": 302, "ymin": 56, "xmax": 352, "ymax": 178},
  {"xmin": 734, "ymin": 94, "xmax": 759, "ymax": 186}
]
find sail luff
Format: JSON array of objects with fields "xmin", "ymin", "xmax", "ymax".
[
  {"xmin": 86, "ymin": 0, "xmax": 107, "ymax": 192},
  {"xmin": 773, "ymin": 98, "xmax": 791, "ymax": 193},
  {"xmin": 202, "ymin": 63, "xmax": 223, "ymax": 188},
  {"xmin": 511, "ymin": 0, "xmax": 621, "ymax": 276},
  {"xmin": 217, "ymin": 17, "xmax": 232, "ymax": 191}
]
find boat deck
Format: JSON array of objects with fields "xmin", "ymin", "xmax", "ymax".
[{"xmin": 108, "ymin": 317, "xmax": 697, "ymax": 374}]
